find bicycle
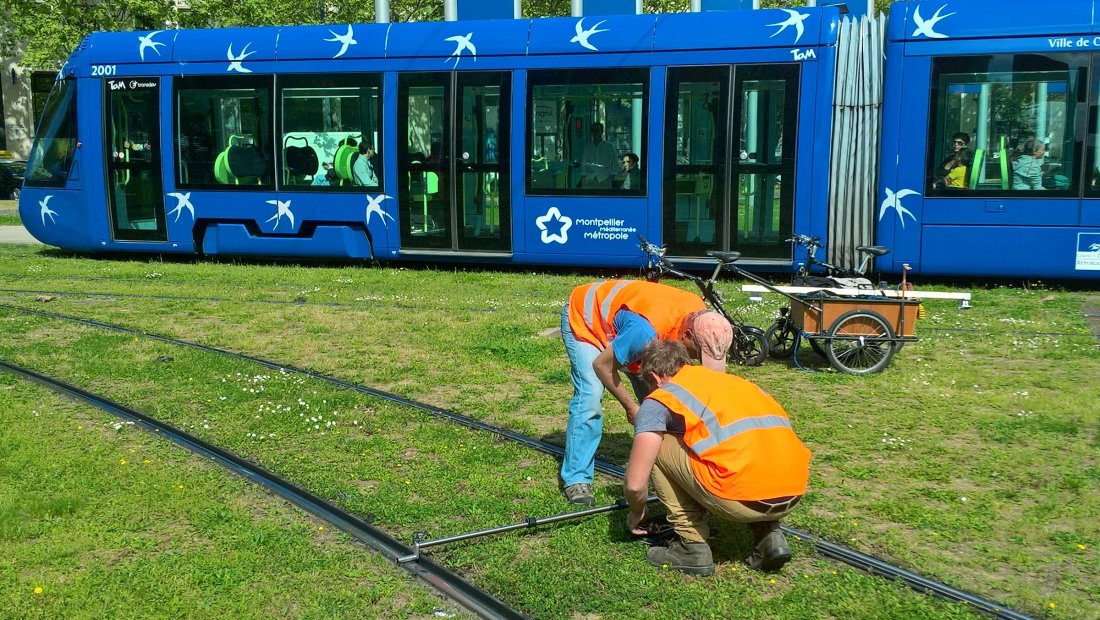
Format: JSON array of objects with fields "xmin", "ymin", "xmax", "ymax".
[
  {"xmin": 789, "ymin": 234, "xmax": 889, "ymax": 288},
  {"xmin": 637, "ymin": 234, "xmax": 768, "ymax": 366},
  {"xmin": 765, "ymin": 235, "xmax": 892, "ymax": 360}
]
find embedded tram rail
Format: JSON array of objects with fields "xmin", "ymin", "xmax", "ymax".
[
  {"xmin": 0, "ymin": 359, "xmax": 525, "ymax": 620},
  {"xmin": 0, "ymin": 302, "xmax": 1038, "ymax": 620}
]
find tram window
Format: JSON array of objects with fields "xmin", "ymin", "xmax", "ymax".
[
  {"xmin": 175, "ymin": 75, "xmax": 274, "ymax": 190},
  {"xmin": 928, "ymin": 54, "xmax": 1084, "ymax": 195},
  {"xmin": 527, "ymin": 68, "xmax": 647, "ymax": 196},
  {"xmin": 25, "ymin": 78, "xmax": 78, "ymax": 188},
  {"xmin": 277, "ymin": 74, "xmax": 382, "ymax": 191}
]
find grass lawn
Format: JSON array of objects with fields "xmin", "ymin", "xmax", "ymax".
[
  {"xmin": 0, "ymin": 373, "xmax": 461, "ymax": 619},
  {"xmin": 0, "ymin": 214, "xmax": 21, "ymax": 226},
  {"xmin": 0, "ymin": 243, "xmax": 1096, "ymax": 618}
]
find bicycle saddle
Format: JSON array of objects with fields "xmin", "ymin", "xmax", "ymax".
[
  {"xmin": 855, "ymin": 245, "xmax": 890, "ymax": 257},
  {"xmin": 705, "ymin": 250, "xmax": 741, "ymax": 264}
]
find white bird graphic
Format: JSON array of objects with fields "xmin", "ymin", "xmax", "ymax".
[
  {"xmin": 1089, "ymin": 243, "xmax": 1100, "ymax": 252},
  {"xmin": 364, "ymin": 194, "xmax": 395, "ymax": 227},
  {"xmin": 445, "ymin": 33, "xmax": 476, "ymax": 67},
  {"xmin": 768, "ymin": 9, "xmax": 810, "ymax": 44},
  {"xmin": 227, "ymin": 43, "xmax": 255, "ymax": 73},
  {"xmin": 39, "ymin": 195, "xmax": 58, "ymax": 226},
  {"xmin": 325, "ymin": 25, "xmax": 357, "ymax": 58},
  {"xmin": 138, "ymin": 31, "xmax": 166, "ymax": 62},
  {"xmin": 879, "ymin": 188, "xmax": 919, "ymax": 228},
  {"xmin": 265, "ymin": 199, "xmax": 295, "ymax": 230},
  {"xmin": 570, "ymin": 18, "xmax": 609, "ymax": 52},
  {"xmin": 912, "ymin": 4, "xmax": 954, "ymax": 39},
  {"xmin": 167, "ymin": 192, "xmax": 195, "ymax": 222}
]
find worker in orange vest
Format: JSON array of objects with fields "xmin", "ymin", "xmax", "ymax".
[
  {"xmin": 624, "ymin": 339, "xmax": 811, "ymax": 575},
  {"xmin": 560, "ymin": 280, "xmax": 733, "ymax": 506}
]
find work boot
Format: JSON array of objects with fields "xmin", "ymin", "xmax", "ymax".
[
  {"xmin": 562, "ymin": 483, "xmax": 594, "ymax": 506},
  {"xmin": 744, "ymin": 521, "xmax": 792, "ymax": 571},
  {"xmin": 646, "ymin": 539, "xmax": 715, "ymax": 576}
]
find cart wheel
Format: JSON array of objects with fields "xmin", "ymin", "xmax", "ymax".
[
  {"xmin": 824, "ymin": 310, "xmax": 896, "ymax": 375},
  {"xmin": 730, "ymin": 326, "xmax": 768, "ymax": 367},
  {"xmin": 765, "ymin": 319, "xmax": 797, "ymax": 359}
]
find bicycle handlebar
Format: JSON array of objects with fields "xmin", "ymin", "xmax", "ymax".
[
  {"xmin": 636, "ymin": 233, "xmax": 711, "ymax": 285},
  {"xmin": 785, "ymin": 234, "xmax": 821, "ymax": 248},
  {"xmin": 637, "ymin": 233, "xmax": 666, "ymax": 259}
]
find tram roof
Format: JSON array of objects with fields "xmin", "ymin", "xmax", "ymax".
[
  {"xmin": 75, "ymin": 7, "xmax": 842, "ymax": 68},
  {"xmin": 888, "ymin": 0, "xmax": 1100, "ymax": 43}
]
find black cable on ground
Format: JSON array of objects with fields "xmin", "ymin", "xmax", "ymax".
[
  {"xmin": 0, "ymin": 303, "xmax": 1038, "ymax": 619},
  {"xmin": 0, "ymin": 359, "xmax": 526, "ymax": 620}
]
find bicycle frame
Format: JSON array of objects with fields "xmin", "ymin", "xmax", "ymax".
[
  {"xmin": 637, "ymin": 234, "xmax": 772, "ymax": 367},
  {"xmin": 790, "ymin": 234, "xmax": 884, "ymax": 280}
]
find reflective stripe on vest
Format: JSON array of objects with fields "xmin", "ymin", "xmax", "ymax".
[
  {"xmin": 648, "ymin": 365, "xmax": 810, "ymax": 500},
  {"xmin": 568, "ymin": 280, "xmax": 706, "ymax": 352},
  {"xmin": 577, "ymin": 280, "xmax": 631, "ymax": 346},
  {"xmin": 661, "ymin": 383, "xmax": 793, "ymax": 455}
]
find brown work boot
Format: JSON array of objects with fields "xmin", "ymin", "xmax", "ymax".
[
  {"xmin": 744, "ymin": 521, "xmax": 792, "ymax": 571},
  {"xmin": 646, "ymin": 538, "xmax": 715, "ymax": 576}
]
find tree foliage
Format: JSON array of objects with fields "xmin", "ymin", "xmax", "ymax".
[{"xmin": 1, "ymin": 0, "xmax": 895, "ymax": 70}]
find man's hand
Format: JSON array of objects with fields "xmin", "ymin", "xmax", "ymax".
[{"xmin": 627, "ymin": 507, "xmax": 647, "ymax": 537}]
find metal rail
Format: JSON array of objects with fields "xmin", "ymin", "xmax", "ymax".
[
  {"xmin": 0, "ymin": 304, "xmax": 1037, "ymax": 619},
  {"xmin": 0, "ymin": 305, "xmax": 624, "ymax": 475},
  {"xmin": 0, "ymin": 287, "xmax": 554, "ymax": 315},
  {"xmin": 0, "ymin": 359, "xmax": 525, "ymax": 620},
  {"xmin": 397, "ymin": 497, "xmax": 657, "ymax": 564}
]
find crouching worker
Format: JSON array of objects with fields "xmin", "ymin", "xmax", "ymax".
[{"xmin": 624, "ymin": 340, "xmax": 811, "ymax": 575}]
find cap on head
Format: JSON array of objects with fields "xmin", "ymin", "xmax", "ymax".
[{"xmin": 685, "ymin": 310, "xmax": 733, "ymax": 370}]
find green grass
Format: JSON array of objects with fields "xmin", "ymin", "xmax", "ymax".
[
  {"xmin": 0, "ymin": 243, "xmax": 1097, "ymax": 618},
  {"xmin": 0, "ymin": 374, "xmax": 460, "ymax": 619},
  {"xmin": 0, "ymin": 213, "xmax": 21, "ymax": 226}
]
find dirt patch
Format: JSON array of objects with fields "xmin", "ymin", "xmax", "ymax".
[{"xmin": 1082, "ymin": 298, "xmax": 1100, "ymax": 345}]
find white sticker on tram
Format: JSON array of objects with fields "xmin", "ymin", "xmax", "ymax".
[{"xmin": 1076, "ymin": 233, "xmax": 1100, "ymax": 271}]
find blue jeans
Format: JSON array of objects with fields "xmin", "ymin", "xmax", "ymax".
[{"xmin": 561, "ymin": 304, "xmax": 603, "ymax": 486}]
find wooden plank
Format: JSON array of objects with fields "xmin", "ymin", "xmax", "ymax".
[{"xmin": 740, "ymin": 284, "xmax": 971, "ymax": 302}]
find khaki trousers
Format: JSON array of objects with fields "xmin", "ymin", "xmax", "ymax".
[{"xmin": 650, "ymin": 434, "xmax": 797, "ymax": 543}]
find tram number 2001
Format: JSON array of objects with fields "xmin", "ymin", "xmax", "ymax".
[{"xmin": 92, "ymin": 65, "xmax": 118, "ymax": 77}]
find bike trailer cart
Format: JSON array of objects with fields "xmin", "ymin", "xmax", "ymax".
[{"xmin": 784, "ymin": 293, "xmax": 919, "ymax": 374}]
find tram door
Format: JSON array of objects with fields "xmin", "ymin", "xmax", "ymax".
[
  {"xmin": 398, "ymin": 72, "xmax": 511, "ymax": 252},
  {"xmin": 663, "ymin": 65, "xmax": 798, "ymax": 259},
  {"xmin": 105, "ymin": 78, "xmax": 167, "ymax": 242}
]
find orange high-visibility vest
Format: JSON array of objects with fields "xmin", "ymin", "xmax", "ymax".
[
  {"xmin": 647, "ymin": 366, "xmax": 811, "ymax": 501},
  {"xmin": 566, "ymin": 280, "xmax": 705, "ymax": 351}
]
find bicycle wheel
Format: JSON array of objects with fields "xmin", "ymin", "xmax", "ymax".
[
  {"xmin": 764, "ymin": 318, "xmax": 797, "ymax": 359},
  {"xmin": 824, "ymin": 310, "xmax": 896, "ymax": 375},
  {"xmin": 730, "ymin": 326, "xmax": 768, "ymax": 367}
]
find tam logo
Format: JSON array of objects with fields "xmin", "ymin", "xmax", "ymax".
[{"xmin": 790, "ymin": 48, "xmax": 816, "ymax": 61}]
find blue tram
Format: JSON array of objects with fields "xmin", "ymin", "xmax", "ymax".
[
  {"xmin": 878, "ymin": 1, "xmax": 1100, "ymax": 278},
  {"xmin": 16, "ymin": 0, "xmax": 1100, "ymax": 279}
]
